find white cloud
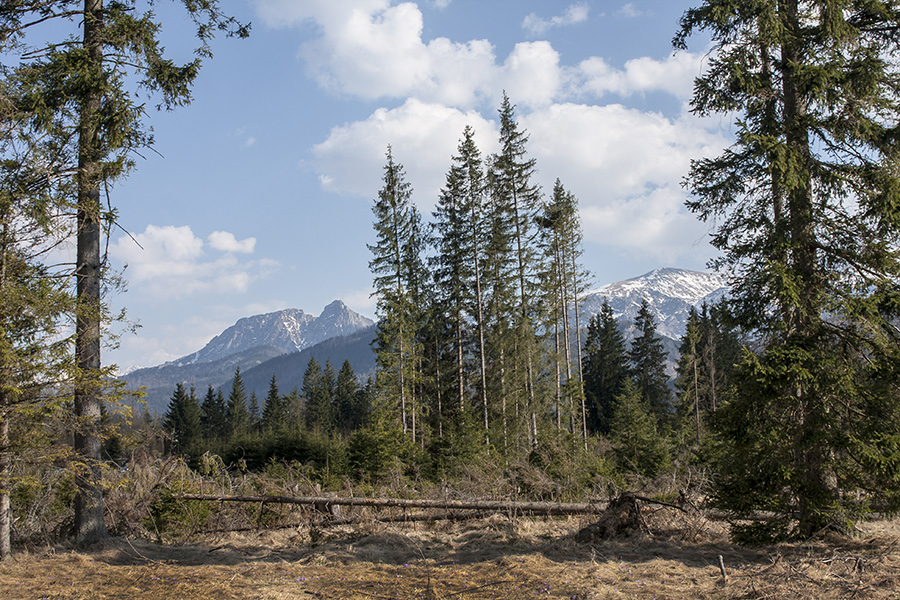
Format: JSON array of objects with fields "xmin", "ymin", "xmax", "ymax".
[
  {"xmin": 255, "ymin": 0, "xmax": 566, "ymax": 109},
  {"xmin": 208, "ymin": 230, "xmax": 256, "ymax": 254},
  {"xmin": 522, "ymin": 103, "xmax": 728, "ymax": 261},
  {"xmin": 575, "ymin": 51, "xmax": 704, "ymax": 100},
  {"xmin": 111, "ymin": 225, "xmax": 275, "ymax": 299},
  {"xmin": 500, "ymin": 42, "xmax": 562, "ymax": 108},
  {"xmin": 617, "ymin": 3, "xmax": 647, "ymax": 18},
  {"xmin": 313, "ymin": 98, "xmax": 498, "ymax": 202},
  {"xmin": 523, "ymin": 3, "xmax": 590, "ymax": 35}
]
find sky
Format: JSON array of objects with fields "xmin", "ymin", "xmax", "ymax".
[{"xmin": 96, "ymin": 0, "xmax": 731, "ymax": 372}]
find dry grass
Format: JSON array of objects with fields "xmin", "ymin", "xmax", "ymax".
[{"xmin": 2, "ymin": 508, "xmax": 899, "ymax": 600}]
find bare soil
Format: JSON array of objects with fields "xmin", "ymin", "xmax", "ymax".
[{"xmin": 2, "ymin": 511, "xmax": 898, "ymax": 599}]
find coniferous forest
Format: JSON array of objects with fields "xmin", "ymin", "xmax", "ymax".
[{"xmin": 1, "ymin": 0, "xmax": 900, "ymax": 565}]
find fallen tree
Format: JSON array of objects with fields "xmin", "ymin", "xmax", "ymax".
[{"xmin": 170, "ymin": 493, "xmax": 605, "ymax": 516}]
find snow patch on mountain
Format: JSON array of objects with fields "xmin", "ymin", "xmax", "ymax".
[{"xmin": 581, "ymin": 267, "xmax": 728, "ymax": 341}]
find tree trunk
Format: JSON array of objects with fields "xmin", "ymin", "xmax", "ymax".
[
  {"xmin": 0, "ymin": 407, "xmax": 10, "ymax": 561},
  {"xmin": 73, "ymin": 0, "xmax": 109, "ymax": 546}
]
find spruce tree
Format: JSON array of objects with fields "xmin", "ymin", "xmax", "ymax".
[
  {"xmin": 0, "ymin": 0, "xmax": 247, "ymax": 546},
  {"xmin": 431, "ymin": 126, "xmax": 490, "ymax": 440},
  {"xmin": 303, "ymin": 357, "xmax": 333, "ymax": 433},
  {"xmin": 628, "ymin": 300, "xmax": 671, "ymax": 422},
  {"xmin": 226, "ymin": 367, "xmax": 250, "ymax": 438},
  {"xmin": 676, "ymin": 0, "xmax": 900, "ymax": 536},
  {"xmin": 163, "ymin": 383, "xmax": 201, "ymax": 456},
  {"xmin": 368, "ymin": 148, "xmax": 421, "ymax": 437},
  {"xmin": 201, "ymin": 385, "xmax": 228, "ymax": 441},
  {"xmin": 538, "ymin": 179, "xmax": 591, "ymax": 440},
  {"xmin": 489, "ymin": 94, "xmax": 543, "ymax": 448},
  {"xmin": 609, "ymin": 379, "xmax": 671, "ymax": 478},
  {"xmin": 261, "ymin": 374, "xmax": 284, "ymax": 433},
  {"xmin": 335, "ymin": 359, "xmax": 363, "ymax": 434},
  {"xmin": 582, "ymin": 300, "xmax": 629, "ymax": 434}
]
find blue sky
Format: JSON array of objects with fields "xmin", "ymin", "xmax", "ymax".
[{"xmin": 102, "ymin": 0, "xmax": 728, "ymax": 371}]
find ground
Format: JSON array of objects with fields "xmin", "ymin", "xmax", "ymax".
[{"xmin": 1, "ymin": 511, "xmax": 898, "ymax": 599}]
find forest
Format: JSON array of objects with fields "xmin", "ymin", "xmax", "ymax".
[{"xmin": 1, "ymin": 0, "xmax": 900, "ymax": 573}]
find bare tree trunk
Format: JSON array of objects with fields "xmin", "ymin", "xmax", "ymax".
[
  {"xmin": 0, "ymin": 408, "xmax": 10, "ymax": 561},
  {"xmin": 73, "ymin": 0, "xmax": 109, "ymax": 545}
]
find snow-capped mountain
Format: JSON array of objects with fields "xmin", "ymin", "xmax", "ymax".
[
  {"xmin": 581, "ymin": 267, "xmax": 728, "ymax": 342},
  {"xmin": 169, "ymin": 300, "xmax": 374, "ymax": 366}
]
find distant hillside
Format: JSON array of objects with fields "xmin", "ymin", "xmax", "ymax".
[{"xmin": 239, "ymin": 325, "xmax": 377, "ymax": 398}]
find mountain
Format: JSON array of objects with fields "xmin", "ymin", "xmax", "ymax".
[
  {"xmin": 170, "ymin": 301, "xmax": 374, "ymax": 366},
  {"xmin": 122, "ymin": 345, "xmax": 287, "ymax": 416},
  {"xmin": 580, "ymin": 267, "xmax": 728, "ymax": 372},
  {"xmin": 581, "ymin": 267, "xmax": 727, "ymax": 340},
  {"xmin": 239, "ymin": 325, "xmax": 378, "ymax": 399},
  {"xmin": 121, "ymin": 301, "xmax": 374, "ymax": 414}
]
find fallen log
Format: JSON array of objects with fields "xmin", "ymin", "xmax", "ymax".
[{"xmin": 170, "ymin": 493, "xmax": 604, "ymax": 515}]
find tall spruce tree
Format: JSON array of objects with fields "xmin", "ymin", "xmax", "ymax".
[
  {"xmin": 489, "ymin": 94, "xmax": 542, "ymax": 447},
  {"xmin": 538, "ymin": 179, "xmax": 590, "ymax": 440},
  {"xmin": 431, "ymin": 126, "xmax": 490, "ymax": 440},
  {"xmin": 0, "ymin": 0, "xmax": 247, "ymax": 544},
  {"xmin": 369, "ymin": 148, "xmax": 422, "ymax": 437},
  {"xmin": 676, "ymin": 0, "xmax": 900, "ymax": 536}
]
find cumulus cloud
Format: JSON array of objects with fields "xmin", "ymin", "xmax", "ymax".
[
  {"xmin": 313, "ymin": 98, "xmax": 498, "ymax": 202},
  {"xmin": 111, "ymin": 225, "xmax": 275, "ymax": 299},
  {"xmin": 208, "ymin": 230, "xmax": 256, "ymax": 254},
  {"xmin": 575, "ymin": 51, "xmax": 705, "ymax": 100},
  {"xmin": 521, "ymin": 103, "xmax": 728, "ymax": 260},
  {"xmin": 255, "ymin": 0, "xmax": 569, "ymax": 109},
  {"xmin": 522, "ymin": 3, "xmax": 590, "ymax": 35}
]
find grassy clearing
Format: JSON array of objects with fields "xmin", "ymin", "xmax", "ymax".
[{"xmin": 1, "ymin": 511, "xmax": 898, "ymax": 599}]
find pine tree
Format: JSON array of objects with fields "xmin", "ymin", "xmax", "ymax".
[
  {"xmin": 628, "ymin": 300, "xmax": 671, "ymax": 422},
  {"xmin": 582, "ymin": 301, "xmax": 629, "ymax": 435},
  {"xmin": 0, "ymin": 0, "xmax": 247, "ymax": 546},
  {"xmin": 676, "ymin": 0, "xmax": 900, "ymax": 536}
]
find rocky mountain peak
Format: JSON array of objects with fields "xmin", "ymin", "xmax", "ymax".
[{"xmin": 170, "ymin": 302, "xmax": 374, "ymax": 366}]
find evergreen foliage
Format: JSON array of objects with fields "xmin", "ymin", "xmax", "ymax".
[
  {"xmin": 608, "ymin": 379, "xmax": 671, "ymax": 478},
  {"xmin": 226, "ymin": 367, "xmax": 250, "ymax": 438},
  {"xmin": 163, "ymin": 384, "xmax": 201, "ymax": 458},
  {"xmin": 628, "ymin": 300, "xmax": 672, "ymax": 422},
  {"xmin": 582, "ymin": 301, "xmax": 629, "ymax": 434},
  {"xmin": 676, "ymin": 0, "xmax": 900, "ymax": 536}
]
